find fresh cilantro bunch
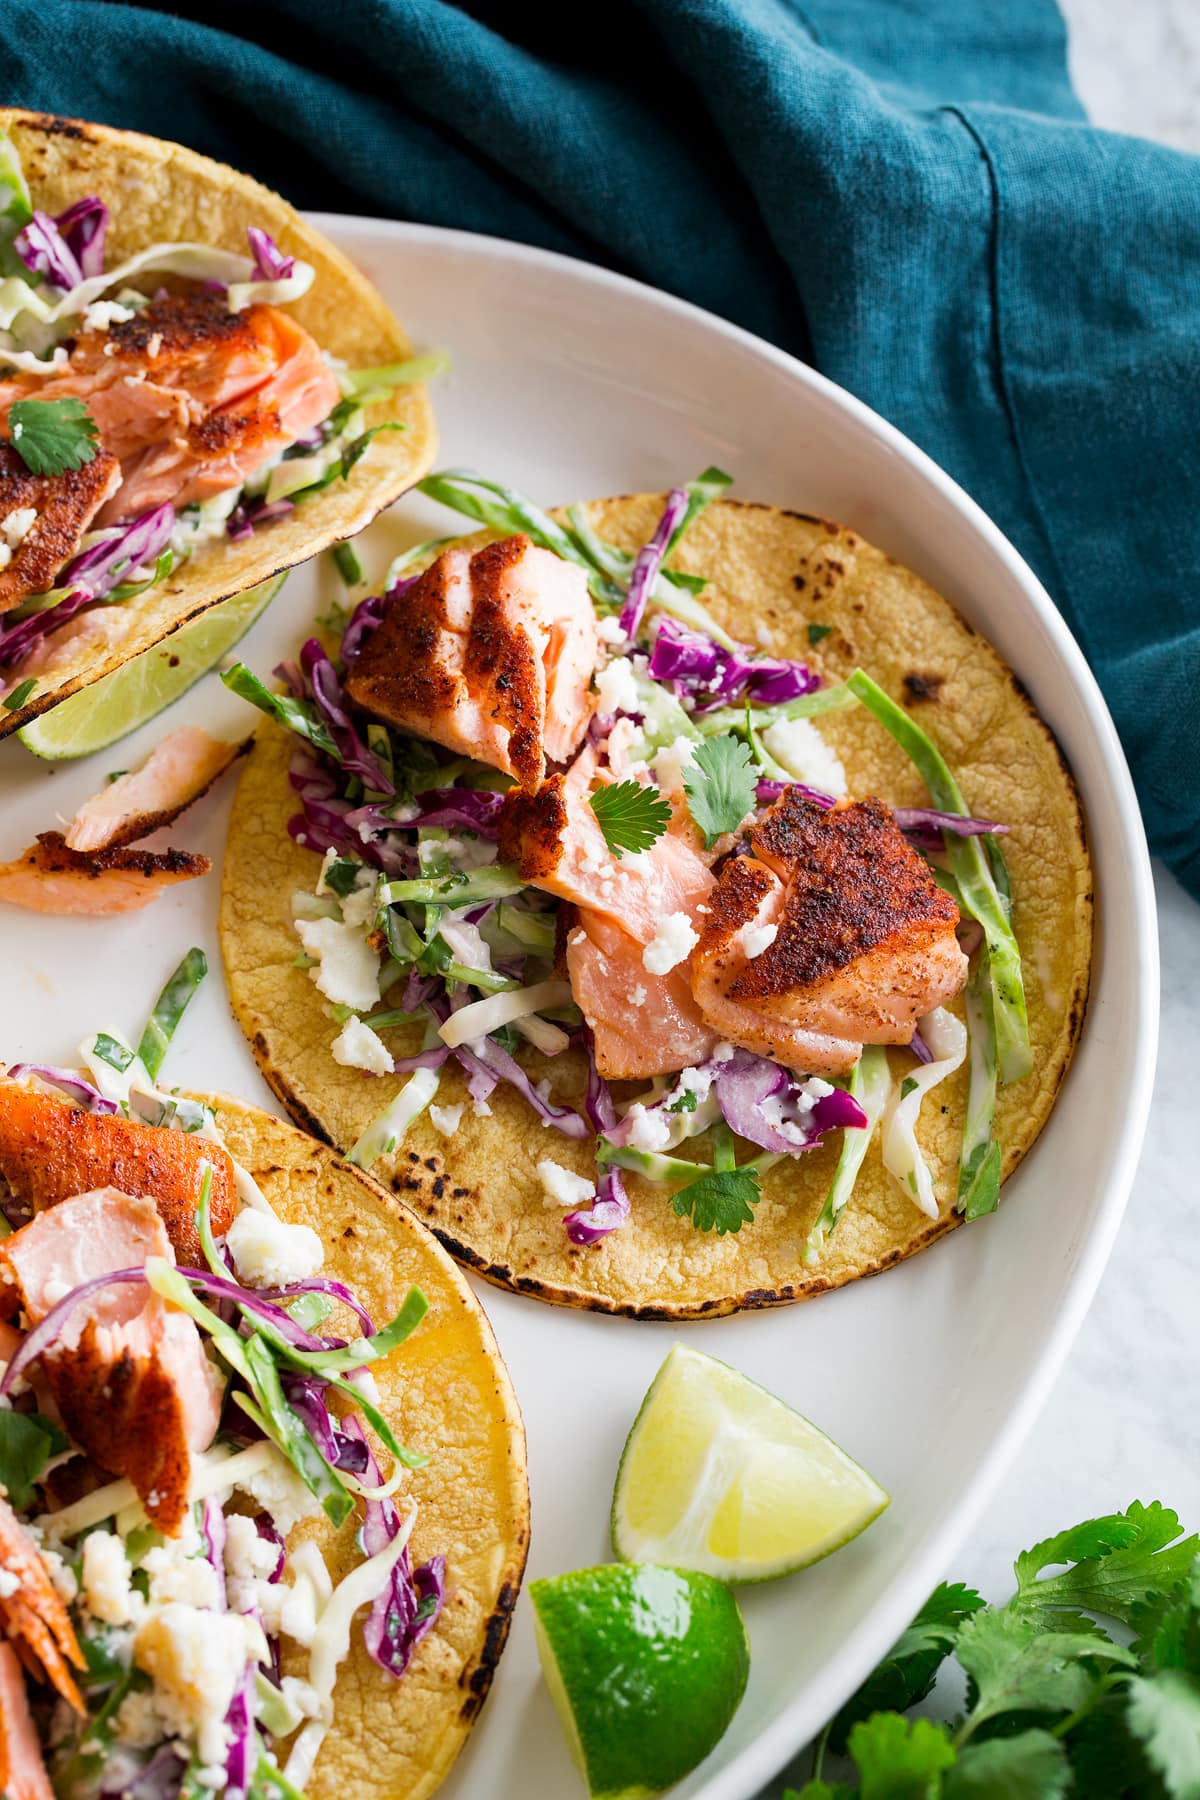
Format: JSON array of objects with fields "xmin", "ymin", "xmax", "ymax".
[
  {"xmin": 6, "ymin": 396, "xmax": 99, "ymax": 475},
  {"xmin": 790, "ymin": 1502, "xmax": 1200, "ymax": 1799}
]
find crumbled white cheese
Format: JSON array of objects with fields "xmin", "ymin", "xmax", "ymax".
[
  {"xmin": 82, "ymin": 1530, "xmax": 139, "ymax": 1626},
  {"xmin": 145, "ymin": 331, "xmax": 163, "ymax": 359},
  {"xmin": 754, "ymin": 620, "xmax": 778, "ymax": 649},
  {"xmin": 295, "ymin": 916, "xmax": 381, "ymax": 1011},
  {"xmin": 83, "ymin": 300, "xmax": 135, "ymax": 330},
  {"xmin": 807, "ymin": 1076, "xmax": 835, "ymax": 1099},
  {"xmin": 442, "ymin": 833, "xmax": 498, "ymax": 871},
  {"xmin": 429, "ymin": 1102, "xmax": 464, "ymax": 1138},
  {"xmin": 134, "ymin": 1603, "xmax": 257, "ymax": 1765},
  {"xmin": 711, "ymin": 1040, "xmax": 737, "ymax": 1062},
  {"xmin": 743, "ymin": 922, "xmax": 778, "ymax": 959},
  {"xmin": 116, "ymin": 1688, "xmax": 167, "ymax": 1750},
  {"xmin": 227, "ymin": 1206, "xmax": 324, "ymax": 1289},
  {"xmin": 235, "ymin": 1450, "xmax": 324, "ymax": 1539},
  {"xmin": 642, "ymin": 911, "xmax": 699, "ymax": 976},
  {"xmin": 652, "ymin": 735, "xmax": 698, "ymax": 794},
  {"xmin": 331, "ymin": 1015, "xmax": 393, "ymax": 1077},
  {"xmin": 0, "ymin": 545, "xmax": 11, "ymax": 572},
  {"xmin": 595, "ymin": 655, "xmax": 640, "ymax": 717},
  {"xmin": 339, "ymin": 877, "xmax": 380, "ymax": 930},
  {"xmin": 761, "ymin": 717, "xmax": 847, "ymax": 797},
  {"xmin": 536, "ymin": 1159, "xmax": 596, "ymax": 1209},
  {"xmin": 223, "ymin": 1513, "xmax": 281, "ymax": 1617},
  {"xmin": 676, "ymin": 1064, "xmax": 715, "ymax": 1105},
  {"xmin": 142, "ymin": 1520, "xmax": 220, "ymax": 1611},
  {"xmin": 41, "ymin": 1278, "xmax": 71, "ymax": 1308},
  {"xmin": 257, "ymin": 1540, "xmax": 330, "ymax": 1647},
  {"xmin": 622, "ymin": 1103, "xmax": 673, "ymax": 1153},
  {"xmin": 41, "ymin": 1547, "xmax": 78, "ymax": 1605},
  {"xmin": 626, "ymin": 984, "xmax": 647, "ymax": 1007},
  {"xmin": 2, "ymin": 508, "xmax": 37, "ymax": 550},
  {"xmin": 596, "ymin": 614, "xmax": 625, "ymax": 645},
  {"xmin": 0, "ymin": 1567, "xmax": 18, "ymax": 1598}
]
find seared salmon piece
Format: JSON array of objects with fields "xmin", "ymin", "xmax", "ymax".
[
  {"xmin": 0, "ymin": 1498, "xmax": 85, "ymax": 1713},
  {"xmin": 0, "ymin": 445, "xmax": 124, "ymax": 616},
  {"xmin": 566, "ymin": 908, "xmax": 717, "ymax": 1078},
  {"xmin": 0, "ymin": 832, "xmax": 209, "ymax": 915},
  {"xmin": 0, "ymin": 1077, "xmax": 236, "ymax": 1264},
  {"xmin": 0, "ymin": 1189, "xmax": 224, "ymax": 1535},
  {"xmin": 0, "ymin": 295, "xmax": 339, "ymax": 526},
  {"xmin": 498, "ymin": 744, "xmax": 714, "ymax": 942},
  {"xmin": 345, "ymin": 535, "xmax": 598, "ymax": 790},
  {"xmin": 65, "ymin": 726, "xmax": 247, "ymax": 853},
  {"xmin": 691, "ymin": 792, "xmax": 968, "ymax": 1075},
  {"xmin": 0, "ymin": 1642, "xmax": 55, "ymax": 1799}
]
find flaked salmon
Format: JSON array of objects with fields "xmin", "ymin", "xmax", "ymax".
[
  {"xmin": 0, "ymin": 445, "xmax": 123, "ymax": 616},
  {"xmin": 0, "ymin": 832, "xmax": 209, "ymax": 915},
  {"xmin": 0, "ymin": 1497, "xmax": 84, "ymax": 1713},
  {"xmin": 566, "ymin": 908, "xmax": 717, "ymax": 1079},
  {"xmin": 498, "ymin": 744, "xmax": 714, "ymax": 943},
  {"xmin": 691, "ymin": 792, "xmax": 968, "ymax": 1074},
  {"xmin": 0, "ymin": 1188, "xmax": 224, "ymax": 1534},
  {"xmin": 346, "ymin": 534, "xmax": 598, "ymax": 790},
  {"xmin": 0, "ymin": 1077, "xmax": 237, "ymax": 1264},
  {"xmin": 0, "ymin": 294, "xmax": 339, "ymax": 527},
  {"xmin": 65, "ymin": 726, "xmax": 247, "ymax": 852},
  {"xmin": 0, "ymin": 1641, "xmax": 55, "ymax": 1800}
]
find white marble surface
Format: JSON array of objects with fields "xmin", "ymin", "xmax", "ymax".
[{"xmin": 767, "ymin": 6, "xmax": 1200, "ymax": 1786}]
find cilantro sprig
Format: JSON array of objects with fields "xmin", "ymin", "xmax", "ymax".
[
  {"xmin": 7, "ymin": 396, "xmax": 99, "ymax": 476},
  {"xmin": 683, "ymin": 731, "xmax": 757, "ymax": 849},
  {"xmin": 792, "ymin": 1501, "xmax": 1200, "ymax": 1799},
  {"xmin": 589, "ymin": 780, "xmax": 672, "ymax": 858}
]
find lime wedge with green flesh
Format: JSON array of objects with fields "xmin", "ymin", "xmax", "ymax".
[
  {"xmin": 17, "ymin": 575, "xmax": 285, "ymax": 760},
  {"xmin": 612, "ymin": 1343, "xmax": 889, "ymax": 1582},
  {"xmin": 530, "ymin": 1563, "xmax": 749, "ymax": 1800}
]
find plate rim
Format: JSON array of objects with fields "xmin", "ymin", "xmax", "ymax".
[{"xmin": 314, "ymin": 212, "xmax": 1160, "ymax": 1797}]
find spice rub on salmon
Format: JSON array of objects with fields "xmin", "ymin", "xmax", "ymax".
[
  {"xmin": 691, "ymin": 792, "xmax": 968, "ymax": 1075},
  {"xmin": 0, "ymin": 1498, "xmax": 85, "ymax": 1715},
  {"xmin": 64, "ymin": 725, "xmax": 246, "ymax": 853},
  {"xmin": 0, "ymin": 444, "xmax": 123, "ymax": 615},
  {"xmin": 0, "ymin": 1078, "xmax": 236, "ymax": 1264},
  {"xmin": 0, "ymin": 832, "xmax": 209, "ymax": 916},
  {"xmin": 0, "ymin": 294, "xmax": 339, "ymax": 527},
  {"xmin": 0, "ymin": 1189, "xmax": 223, "ymax": 1535},
  {"xmin": 345, "ymin": 534, "xmax": 599, "ymax": 791}
]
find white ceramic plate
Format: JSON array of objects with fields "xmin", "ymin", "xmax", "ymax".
[{"xmin": 0, "ymin": 221, "xmax": 1158, "ymax": 1800}]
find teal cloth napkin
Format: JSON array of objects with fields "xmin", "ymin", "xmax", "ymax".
[{"xmin": 2, "ymin": 0, "xmax": 1197, "ymax": 894}]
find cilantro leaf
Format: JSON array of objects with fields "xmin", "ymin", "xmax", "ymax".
[
  {"xmin": 7, "ymin": 396, "xmax": 99, "ymax": 475},
  {"xmin": 955, "ymin": 1606, "xmax": 1134, "ymax": 1728},
  {"xmin": 830, "ymin": 1583, "xmax": 985, "ymax": 1753},
  {"xmin": 589, "ymin": 780, "xmax": 671, "ymax": 858},
  {"xmin": 683, "ymin": 731, "xmax": 757, "ymax": 848},
  {"xmin": 944, "ymin": 1729, "xmax": 1070, "ymax": 1799},
  {"xmin": 1066, "ymin": 1692, "xmax": 1160, "ymax": 1799},
  {"xmin": 1013, "ymin": 1503, "xmax": 1200, "ymax": 1627},
  {"xmin": 846, "ymin": 1713, "xmax": 956, "ymax": 1795},
  {"xmin": 670, "ymin": 1164, "xmax": 760, "ymax": 1235},
  {"xmin": 784, "ymin": 1785, "xmax": 854, "ymax": 1800},
  {"xmin": 0, "ymin": 1410, "xmax": 68, "ymax": 1508},
  {"xmin": 1126, "ymin": 1669, "xmax": 1200, "ymax": 1797},
  {"xmin": 1136, "ymin": 1561, "xmax": 1200, "ymax": 1674},
  {"xmin": 808, "ymin": 623, "xmax": 833, "ymax": 646}
]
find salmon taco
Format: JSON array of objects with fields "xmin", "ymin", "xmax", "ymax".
[
  {"xmin": 219, "ymin": 469, "xmax": 1092, "ymax": 1319},
  {"xmin": 0, "ymin": 110, "xmax": 438, "ymax": 736},
  {"xmin": 0, "ymin": 958, "xmax": 528, "ymax": 1798}
]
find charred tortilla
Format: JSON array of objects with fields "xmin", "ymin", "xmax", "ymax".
[
  {"xmin": 204, "ymin": 1093, "xmax": 528, "ymax": 1797},
  {"xmin": 220, "ymin": 497, "xmax": 1092, "ymax": 1318},
  {"xmin": 0, "ymin": 110, "xmax": 437, "ymax": 738}
]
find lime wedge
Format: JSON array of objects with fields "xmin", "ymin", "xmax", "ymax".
[
  {"xmin": 530, "ymin": 1563, "xmax": 749, "ymax": 1799},
  {"xmin": 17, "ymin": 576, "xmax": 285, "ymax": 760},
  {"xmin": 612, "ymin": 1343, "xmax": 888, "ymax": 1582}
]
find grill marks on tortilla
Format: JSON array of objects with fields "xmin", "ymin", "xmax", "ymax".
[{"xmin": 0, "ymin": 445, "xmax": 123, "ymax": 616}]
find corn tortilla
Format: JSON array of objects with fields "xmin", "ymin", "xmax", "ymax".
[
  {"xmin": 220, "ymin": 497, "xmax": 1093, "ymax": 1319},
  {"xmin": 203, "ymin": 1093, "xmax": 528, "ymax": 1799},
  {"xmin": 0, "ymin": 110, "xmax": 437, "ymax": 738}
]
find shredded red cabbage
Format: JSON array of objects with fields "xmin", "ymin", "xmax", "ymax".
[
  {"xmin": 223, "ymin": 1664, "xmax": 256, "ymax": 1800},
  {"xmin": 892, "ymin": 805, "xmax": 1010, "ymax": 849},
  {"xmin": 261, "ymin": 1276, "xmax": 375, "ymax": 1336},
  {"xmin": 453, "ymin": 1036, "xmax": 588, "ymax": 1138},
  {"xmin": 14, "ymin": 210, "xmax": 83, "ymax": 290},
  {"xmin": 564, "ymin": 1034, "xmax": 629, "ymax": 1243},
  {"xmin": 648, "ymin": 616, "xmax": 820, "ymax": 707},
  {"xmin": 342, "ymin": 1417, "xmax": 446, "ymax": 1680},
  {"xmin": 65, "ymin": 503, "xmax": 176, "ymax": 600},
  {"xmin": 342, "ymin": 592, "xmax": 386, "ymax": 663},
  {"xmin": 712, "ymin": 1050, "xmax": 867, "ymax": 1155},
  {"xmin": 255, "ymin": 1514, "xmax": 286, "ymax": 1582},
  {"xmin": 227, "ymin": 495, "xmax": 295, "ymax": 541},
  {"xmin": 754, "ymin": 777, "xmax": 838, "ymax": 808},
  {"xmin": 202, "ymin": 1496, "xmax": 227, "ymax": 1609},
  {"xmin": 6, "ymin": 1063, "xmax": 117, "ymax": 1114},
  {"xmin": 0, "ymin": 587, "xmax": 93, "ymax": 670},
  {"xmin": 247, "ymin": 226, "xmax": 295, "ymax": 283},
  {"xmin": 909, "ymin": 1027, "xmax": 934, "ymax": 1064},
  {"xmin": 410, "ymin": 787, "xmax": 504, "ymax": 835},
  {"xmin": 300, "ymin": 637, "xmax": 396, "ymax": 795},
  {"xmin": 618, "ymin": 487, "xmax": 689, "ymax": 642},
  {"xmin": 283, "ymin": 1371, "xmax": 371, "ymax": 1473},
  {"xmin": 53, "ymin": 196, "xmax": 108, "ymax": 279},
  {"xmin": 1, "ymin": 1267, "xmax": 148, "ymax": 1397}
]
